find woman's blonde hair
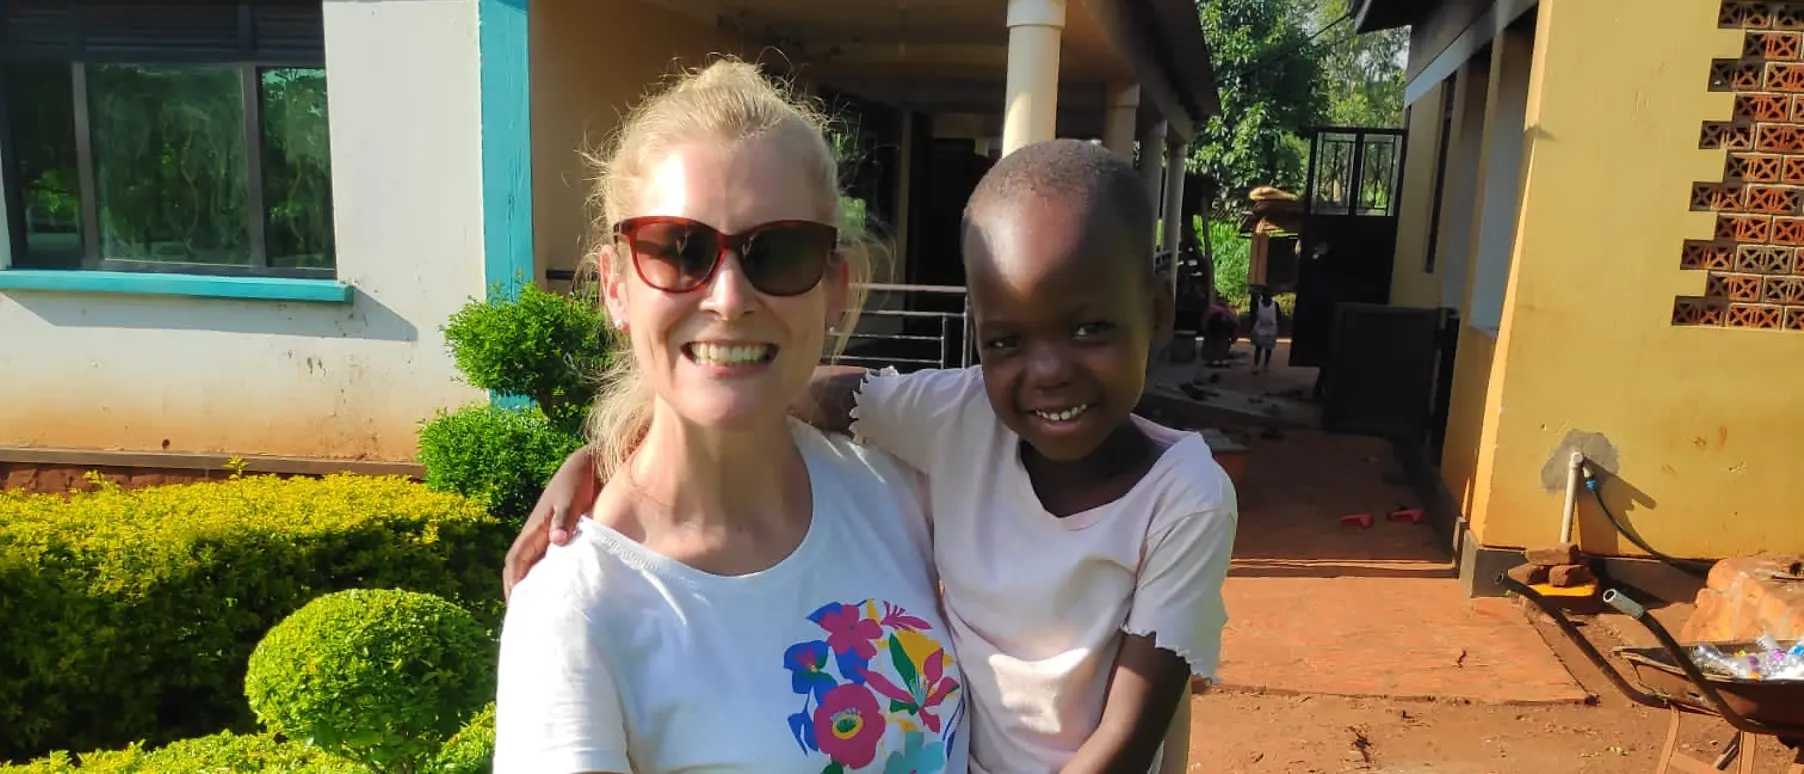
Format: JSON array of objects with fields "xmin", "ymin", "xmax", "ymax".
[{"xmin": 581, "ymin": 57, "xmax": 875, "ymax": 480}]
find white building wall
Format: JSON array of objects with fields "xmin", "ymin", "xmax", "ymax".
[{"xmin": 0, "ymin": 0, "xmax": 489, "ymax": 461}]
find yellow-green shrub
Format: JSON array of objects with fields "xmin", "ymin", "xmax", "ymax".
[
  {"xmin": 0, "ymin": 731, "xmax": 363, "ymax": 773},
  {"xmin": 429, "ymin": 702, "xmax": 494, "ymax": 774},
  {"xmin": 246, "ymin": 589, "xmax": 494, "ymax": 773},
  {"xmin": 0, "ymin": 475, "xmax": 508, "ymax": 764}
]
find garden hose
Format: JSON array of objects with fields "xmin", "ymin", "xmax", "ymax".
[{"xmin": 1581, "ymin": 466, "xmax": 1713, "ymax": 577}]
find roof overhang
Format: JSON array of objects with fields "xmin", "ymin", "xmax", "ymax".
[
  {"xmin": 1081, "ymin": 0, "xmax": 1221, "ymax": 139},
  {"xmin": 1352, "ymin": 0, "xmax": 1429, "ymax": 33}
]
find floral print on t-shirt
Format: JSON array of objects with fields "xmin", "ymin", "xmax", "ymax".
[{"xmin": 783, "ymin": 599, "xmax": 963, "ymax": 773}]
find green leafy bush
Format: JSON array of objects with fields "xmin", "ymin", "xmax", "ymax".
[
  {"xmin": 441, "ymin": 282, "xmax": 611, "ymax": 423},
  {"xmin": 246, "ymin": 590, "xmax": 494, "ymax": 773},
  {"xmin": 416, "ymin": 404, "xmax": 585, "ymax": 527},
  {"xmin": 0, "ymin": 731, "xmax": 362, "ymax": 774},
  {"xmin": 0, "ymin": 476, "xmax": 507, "ymax": 763},
  {"xmin": 429, "ymin": 703, "xmax": 495, "ymax": 774}
]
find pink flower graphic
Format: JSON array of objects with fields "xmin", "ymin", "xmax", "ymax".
[
  {"xmin": 813, "ymin": 684, "xmax": 884, "ymax": 768},
  {"xmin": 816, "ymin": 603, "xmax": 883, "ymax": 660}
]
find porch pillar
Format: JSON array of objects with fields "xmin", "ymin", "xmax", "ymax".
[
  {"xmin": 1161, "ymin": 137, "xmax": 1188, "ymax": 288},
  {"xmin": 1001, "ymin": 0, "xmax": 1066, "ymax": 156},
  {"xmin": 1137, "ymin": 117, "xmax": 1167, "ymax": 245},
  {"xmin": 1101, "ymin": 84, "xmax": 1139, "ymax": 161}
]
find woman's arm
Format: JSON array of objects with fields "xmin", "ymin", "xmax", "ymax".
[{"xmin": 1058, "ymin": 635, "xmax": 1192, "ymax": 774}]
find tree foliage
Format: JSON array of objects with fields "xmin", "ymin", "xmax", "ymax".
[{"xmin": 1189, "ymin": 0, "xmax": 1406, "ymax": 209}]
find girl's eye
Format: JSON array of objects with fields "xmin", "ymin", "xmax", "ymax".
[
  {"xmin": 984, "ymin": 335, "xmax": 1021, "ymax": 351},
  {"xmin": 1075, "ymin": 322, "xmax": 1113, "ymax": 338}
]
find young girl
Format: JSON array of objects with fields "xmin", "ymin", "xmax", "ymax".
[
  {"xmin": 510, "ymin": 139, "xmax": 1238, "ymax": 773},
  {"xmin": 1249, "ymin": 289, "xmax": 1281, "ymax": 375}
]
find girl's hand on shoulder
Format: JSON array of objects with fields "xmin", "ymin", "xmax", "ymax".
[{"xmin": 503, "ymin": 446, "xmax": 600, "ymax": 599}]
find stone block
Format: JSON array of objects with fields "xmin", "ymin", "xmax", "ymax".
[
  {"xmin": 1524, "ymin": 543, "xmax": 1580, "ymax": 566},
  {"xmin": 1506, "ymin": 563, "xmax": 1550, "ymax": 585},
  {"xmin": 1548, "ymin": 564, "xmax": 1596, "ymax": 588}
]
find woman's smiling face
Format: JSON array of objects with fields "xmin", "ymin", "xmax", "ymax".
[{"xmin": 602, "ymin": 134, "xmax": 847, "ymax": 432}]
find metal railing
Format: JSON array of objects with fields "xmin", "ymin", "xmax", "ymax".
[
  {"xmin": 834, "ymin": 283, "xmax": 972, "ymax": 372},
  {"xmin": 544, "ymin": 270, "xmax": 973, "ymax": 372}
]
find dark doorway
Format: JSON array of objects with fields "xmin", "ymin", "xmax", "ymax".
[{"xmin": 1291, "ymin": 127, "xmax": 1406, "ymax": 369}]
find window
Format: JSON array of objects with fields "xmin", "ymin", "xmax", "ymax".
[{"xmin": 1, "ymin": 1, "xmax": 333, "ymax": 277}]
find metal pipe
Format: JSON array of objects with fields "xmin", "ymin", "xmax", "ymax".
[{"xmin": 1559, "ymin": 450, "xmax": 1584, "ymax": 544}]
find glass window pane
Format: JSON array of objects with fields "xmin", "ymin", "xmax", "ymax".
[
  {"xmin": 260, "ymin": 67, "xmax": 334, "ymax": 269},
  {"xmin": 4, "ymin": 62, "xmax": 84, "ymax": 268},
  {"xmin": 88, "ymin": 64, "xmax": 249, "ymax": 266}
]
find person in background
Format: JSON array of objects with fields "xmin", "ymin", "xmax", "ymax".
[{"xmin": 1248, "ymin": 288, "xmax": 1282, "ymax": 375}]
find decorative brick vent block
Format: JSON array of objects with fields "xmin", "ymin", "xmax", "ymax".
[{"xmin": 1678, "ymin": 1, "xmax": 1804, "ymax": 329}]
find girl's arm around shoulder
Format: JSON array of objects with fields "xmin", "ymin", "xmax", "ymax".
[{"xmin": 797, "ymin": 364, "xmax": 985, "ymax": 472}]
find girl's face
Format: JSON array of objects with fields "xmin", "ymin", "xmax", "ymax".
[{"xmin": 602, "ymin": 136, "xmax": 847, "ymax": 433}]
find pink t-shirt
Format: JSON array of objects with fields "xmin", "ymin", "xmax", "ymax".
[{"xmin": 852, "ymin": 366, "xmax": 1238, "ymax": 773}]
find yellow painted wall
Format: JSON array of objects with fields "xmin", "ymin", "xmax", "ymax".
[
  {"xmin": 1463, "ymin": 0, "xmax": 1804, "ymax": 557},
  {"xmin": 1390, "ymin": 81, "xmax": 1447, "ymax": 308},
  {"xmin": 529, "ymin": 0, "xmax": 753, "ymax": 278}
]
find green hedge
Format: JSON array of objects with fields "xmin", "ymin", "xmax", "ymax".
[
  {"xmin": 246, "ymin": 590, "xmax": 495, "ymax": 772},
  {"xmin": 0, "ymin": 732, "xmax": 362, "ymax": 774},
  {"xmin": 0, "ymin": 475, "xmax": 508, "ymax": 764},
  {"xmin": 417, "ymin": 404, "xmax": 585, "ymax": 527}
]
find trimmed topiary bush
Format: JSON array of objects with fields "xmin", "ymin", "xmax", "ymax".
[
  {"xmin": 420, "ymin": 282, "xmax": 611, "ymax": 526},
  {"xmin": 0, "ymin": 475, "xmax": 506, "ymax": 763},
  {"xmin": 0, "ymin": 731, "xmax": 362, "ymax": 773},
  {"xmin": 416, "ymin": 404, "xmax": 585, "ymax": 527},
  {"xmin": 440, "ymin": 282, "xmax": 612, "ymax": 424},
  {"xmin": 245, "ymin": 589, "xmax": 496, "ymax": 774}
]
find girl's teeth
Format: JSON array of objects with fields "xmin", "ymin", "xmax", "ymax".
[
  {"xmin": 1034, "ymin": 405, "xmax": 1089, "ymax": 422},
  {"xmin": 691, "ymin": 343, "xmax": 770, "ymax": 365}
]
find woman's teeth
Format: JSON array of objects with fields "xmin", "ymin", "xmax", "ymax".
[
  {"xmin": 688, "ymin": 343, "xmax": 773, "ymax": 366},
  {"xmin": 1032, "ymin": 405, "xmax": 1089, "ymax": 423}
]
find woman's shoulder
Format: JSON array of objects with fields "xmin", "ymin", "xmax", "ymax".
[{"xmin": 792, "ymin": 420, "xmax": 922, "ymax": 485}]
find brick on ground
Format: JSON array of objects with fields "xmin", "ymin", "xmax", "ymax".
[
  {"xmin": 1680, "ymin": 555, "xmax": 1804, "ymax": 642},
  {"xmin": 1523, "ymin": 543, "xmax": 1581, "ymax": 566},
  {"xmin": 1548, "ymin": 564, "xmax": 1595, "ymax": 588}
]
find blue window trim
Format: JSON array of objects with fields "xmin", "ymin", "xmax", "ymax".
[
  {"xmin": 0, "ymin": 269, "xmax": 351, "ymax": 303},
  {"xmin": 480, "ymin": 0, "xmax": 534, "ymax": 409}
]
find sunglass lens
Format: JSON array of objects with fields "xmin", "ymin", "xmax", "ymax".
[
  {"xmin": 631, "ymin": 221, "xmax": 720, "ymax": 291},
  {"xmin": 743, "ymin": 225, "xmax": 833, "ymax": 296}
]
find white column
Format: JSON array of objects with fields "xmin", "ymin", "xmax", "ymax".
[
  {"xmin": 1101, "ymin": 84, "xmax": 1139, "ymax": 161},
  {"xmin": 0, "ymin": 159, "xmax": 11, "ymax": 269},
  {"xmin": 1161, "ymin": 138, "xmax": 1188, "ymax": 287},
  {"xmin": 1002, "ymin": 0, "xmax": 1066, "ymax": 156},
  {"xmin": 1137, "ymin": 117, "xmax": 1167, "ymax": 245}
]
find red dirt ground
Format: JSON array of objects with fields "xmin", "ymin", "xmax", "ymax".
[{"xmin": 1159, "ymin": 371, "xmax": 1801, "ymax": 773}]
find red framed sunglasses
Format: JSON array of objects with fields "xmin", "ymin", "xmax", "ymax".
[{"xmin": 611, "ymin": 216, "xmax": 839, "ymax": 297}]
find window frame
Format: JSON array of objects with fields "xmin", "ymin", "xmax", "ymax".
[{"xmin": 0, "ymin": 2, "xmax": 332, "ymax": 279}]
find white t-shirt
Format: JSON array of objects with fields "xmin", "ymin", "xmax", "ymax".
[
  {"xmin": 1253, "ymin": 299, "xmax": 1279, "ymax": 336},
  {"xmin": 852, "ymin": 366, "xmax": 1238, "ymax": 774},
  {"xmin": 493, "ymin": 423, "xmax": 970, "ymax": 774}
]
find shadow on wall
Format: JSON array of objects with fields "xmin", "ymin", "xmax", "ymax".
[{"xmin": 4, "ymin": 288, "xmax": 418, "ymax": 342}]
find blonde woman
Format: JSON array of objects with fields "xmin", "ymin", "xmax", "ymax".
[{"xmin": 493, "ymin": 60, "xmax": 967, "ymax": 774}]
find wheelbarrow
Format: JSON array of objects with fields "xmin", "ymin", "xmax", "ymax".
[{"xmin": 1500, "ymin": 574, "xmax": 1804, "ymax": 773}]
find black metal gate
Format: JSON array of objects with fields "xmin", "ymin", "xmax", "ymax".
[{"xmin": 1291, "ymin": 127, "xmax": 1406, "ymax": 368}]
